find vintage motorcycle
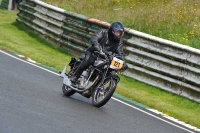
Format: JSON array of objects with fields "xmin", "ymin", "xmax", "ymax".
[{"xmin": 60, "ymin": 51, "xmax": 125, "ymax": 107}]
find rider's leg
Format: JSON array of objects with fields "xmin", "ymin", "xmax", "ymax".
[{"xmin": 71, "ymin": 51, "xmax": 96, "ymax": 83}]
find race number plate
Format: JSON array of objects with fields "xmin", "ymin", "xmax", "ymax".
[{"xmin": 110, "ymin": 57, "xmax": 123, "ymax": 69}]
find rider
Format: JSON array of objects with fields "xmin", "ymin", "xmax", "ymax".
[{"xmin": 70, "ymin": 21, "xmax": 128, "ymax": 84}]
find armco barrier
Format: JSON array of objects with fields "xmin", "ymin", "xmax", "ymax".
[
  {"xmin": 0, "ymin": 0, "xmax": 9, "ymax": 9},
  {"xmin": 17, "ymin": 0, "xmax": 200, "ymax": 103}
]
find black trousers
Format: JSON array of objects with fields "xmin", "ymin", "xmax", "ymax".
[
  {"xmin": 73, "ymin": 50, "xmax": 97, "ymax": 79},
  {"xmin": 12, "ymin": 0, "xmax": 21, "ymax": 5}
]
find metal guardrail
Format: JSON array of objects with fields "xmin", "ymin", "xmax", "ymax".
[
  {"xmin": 0, "ymin": 0, "xmax": 18, "ymax": 10},
  {"xmin": 17, "ymin": 0, "xmax": 200, "ymax": 103},
  {"xmin": 0, "ymin": 0, "xmax": 9, "ymax": 9}
]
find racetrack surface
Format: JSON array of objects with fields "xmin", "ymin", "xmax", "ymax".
[{"xmin": 0, "ymin": 50, "xmax": 195, "ymax": 133}]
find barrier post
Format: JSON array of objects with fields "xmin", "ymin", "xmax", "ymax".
[{"xmin": 8, "ymin": 0, "xmax": 12, "ymax": 10}]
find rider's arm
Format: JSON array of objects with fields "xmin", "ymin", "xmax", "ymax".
[
  {"xmin": 116, "ymin": 41, "xmax": 128, "ymax": 70},
  {"xmin": 115, "ymin": 40, "xmax": 125, "ymax": 61},
  {"xmin": 90, "ymin": 29, "xmax": 106, "ymax": 52}
]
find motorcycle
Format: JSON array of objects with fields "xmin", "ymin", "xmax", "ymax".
[{"xmin": 60, "ymin": 51, "xmax": 125, "ymax": 107}]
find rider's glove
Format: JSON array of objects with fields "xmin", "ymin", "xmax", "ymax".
[
  {"xmin": 122, "ymin": 63, "xmax": 128, "ymax": 70},
  {"xmin": 107, "ymin": 55, "xmax": 113, "ymax": 61},
  {"xmin": 98, "ymin": 51, "xmax": 106, "ymax": 58}
]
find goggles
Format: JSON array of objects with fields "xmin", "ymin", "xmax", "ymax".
[{"xmin": 113, "ymin": 29, "xmax": 124, "ymax": 37}]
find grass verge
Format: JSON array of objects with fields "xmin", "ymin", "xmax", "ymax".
[
  {"xmin": 0, "ymin": 9, "xmax": 199, "ymax": 129},
  {"xmin": 43, "ymin": 0, "xmax": 200, "ymax": 49}
]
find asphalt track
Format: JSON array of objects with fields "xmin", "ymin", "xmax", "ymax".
[{"xmin": 0, "ymin": 50, "xmax": 197, "ymax": 133}]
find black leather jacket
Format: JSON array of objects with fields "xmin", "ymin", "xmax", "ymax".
[{"xmin": 87, "ymin": 29, "xmax": 125, "ymax": 60}]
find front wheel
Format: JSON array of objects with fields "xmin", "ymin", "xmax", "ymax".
[
  {"xmin": 62, "ymin": 84, "xmax": 76, "ymax": 97},
  {"xmin": 92, "ymin": 78, "xmax": 117, "ymax": 107},
  {"xmin": 62, "ymin": 66, "xmax": 77, "ymax": 97}
]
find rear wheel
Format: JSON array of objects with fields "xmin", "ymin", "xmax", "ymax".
[
  {"xmin": 62, "ymin": 84, "xmax": 75, "ymax": 97},
  {"xmin": 92, "ymin": 78, "xmax": 117, "ymax": 107}
]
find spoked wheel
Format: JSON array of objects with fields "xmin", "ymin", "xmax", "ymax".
[
  {"xmin": 92, "ymin": 78, "xmax": 117, "ymax": 107},
  {"xmin": 62, "ymin": 84, "xmax": 75, "ymax": 97}
]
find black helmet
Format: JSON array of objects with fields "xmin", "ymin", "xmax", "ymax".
[{"xmin": 108, "ymin": 21, "xmax": 124, "ymax": 42}]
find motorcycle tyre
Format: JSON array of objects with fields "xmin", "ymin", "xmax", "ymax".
[
  {"xmin": 92, "ymin": 78, "xmax": 117, "ymax": 108},
  {"xmin": 62, "ymin": 84, "xmax": 76, "ymax": 97}
]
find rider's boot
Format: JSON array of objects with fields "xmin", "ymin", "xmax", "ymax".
[
  {"xmin": 70, "ymin": 75, "xmax": 79, "ymax": 84},
  {"xmin": 71, "ymin": 75, "xmax": 85, "ymax": 90},
  {"xmin": 70, "ymin": 70, "xmax": 82, "ymax": 88},
  {"xmin": 70, "ymin": 60, "xmax": 87, "ymax": 89}
]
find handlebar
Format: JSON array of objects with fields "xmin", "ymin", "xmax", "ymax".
[
  {"xmin": 94, "ymin": 51, "xmax": 106, "ymax": 58},
  {"xmin": 94, "ymin": 51, "xmax": 112, "ymax": 61}
]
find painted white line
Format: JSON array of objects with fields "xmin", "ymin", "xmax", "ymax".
[
  {"xmin": 0, "ymin": 50, "xmax": 59, "ymax": 76},
  {"xmin": 27, "ymin": 58, "xmax": 37, "ymax": 63},
  {"xmin": 0, "ymin": 49, "xmax": 198, "ymax": 133},
  {"xmin": 148, "ymin": 108, "xmax": 200, "ymax": 131},
  {"xmin": 111, "ymin": 97, "xmax": 195, "ymax": 133}
]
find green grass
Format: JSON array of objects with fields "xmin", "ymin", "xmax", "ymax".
[
  {"xmin": 117, "ymin": 75, "xmax": 200, "ymax": 126},
  {"xmin": 43, "ymin": 0, "xmax": 200, "ymax": 49},
  {"xmin": 0, "ymin": 5, "xmax": 200, "ymax": 129},
  {"xmin": 0, "ymin": 9, "xmax": 71, "ymax": 70}
]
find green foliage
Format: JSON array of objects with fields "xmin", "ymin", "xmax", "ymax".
[
  {"xmin": 117, "ymin": 75, "xmax": 200, "ymax": 127},
  {"xmin": 43, "ymin": 0, "xmax": 200, "ymax": 49},
  {"xmin": 0, "ymin": 9, "xmax": 71, "ymax": 70}
]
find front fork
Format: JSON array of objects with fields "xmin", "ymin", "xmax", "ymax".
[{"xmin": 106, "ymin": 71, "xmax": 120, "ymax": 83}]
